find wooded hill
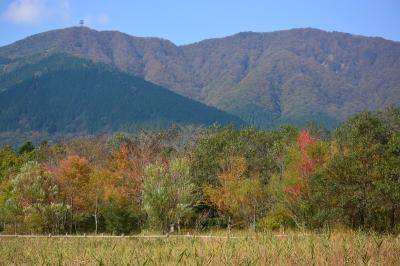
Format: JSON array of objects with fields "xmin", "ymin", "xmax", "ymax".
[
  {"xmin": 1, "ymin": 27, "xmax": 399, "ymax": 127},
  {"xmin": 0, "ymin": 54, "xmax": 243, "ymax": 146}
]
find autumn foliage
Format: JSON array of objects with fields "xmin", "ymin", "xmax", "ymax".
[{"xmin": 0, "ymin": 107, "xmax": 399, "ymax": 234}]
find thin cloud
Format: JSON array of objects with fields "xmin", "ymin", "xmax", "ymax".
[
  {"xmin": 1, "ymin": 0, "xmax": 46, "ymax": 24},
  {"xmin": 1, "ymin": 0, "xmax": 71, "ymax": 24},
  {"xmin": 82, "ymin": 14, "xmax": 110, "ymax": 26},
  {"xmin": 97, "ymin": 14, "xmax": 110, "ymax": 25}
]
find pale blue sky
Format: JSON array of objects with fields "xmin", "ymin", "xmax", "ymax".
[{"xmin": 1, "ymin": 0, "xmax": 399, "ymax": 47}]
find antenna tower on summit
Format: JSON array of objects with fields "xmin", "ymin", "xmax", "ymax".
[{"xmin": 79, "ymin": 19, "xmax": 84, "ymax": 27}]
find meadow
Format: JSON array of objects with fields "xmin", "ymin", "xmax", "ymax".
[{"xmin": 0, "ymin": 231, "xmax": 399, "ymax": 265}]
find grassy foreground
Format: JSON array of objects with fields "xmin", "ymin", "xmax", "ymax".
[{"xmin": 0, "ymin": 232, "xmax": 399, "ymax": 265}]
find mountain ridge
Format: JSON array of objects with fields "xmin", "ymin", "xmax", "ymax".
[
  {"xmin": 1, "ymin": 27, "xmax": 399, "ymax": 128},
  {"xmin": 2, "ymin": 27, "xmax": 398, "ymax": 50}
]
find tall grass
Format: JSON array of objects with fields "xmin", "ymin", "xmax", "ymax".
[{"xmin": 0, "ymin": 231, "xmax": 399, "ymax": 265}]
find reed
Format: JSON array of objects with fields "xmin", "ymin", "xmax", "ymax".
[{"xmin": 0, "ymin": 231, "xmax": 399, "ymax": 265}]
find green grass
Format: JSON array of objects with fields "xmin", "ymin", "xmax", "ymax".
[{"xmin": 0, "ymin": 231, "xmax": 399, "ymax": 265}]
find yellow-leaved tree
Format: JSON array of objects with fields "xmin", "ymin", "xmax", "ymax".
[{"xmin": 203, "ymin": 156, "xmax": 265, "ymax": 231}]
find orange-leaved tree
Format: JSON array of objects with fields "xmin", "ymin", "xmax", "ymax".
[
  {"xmin": 53, "ymin": 155, "xmax": 92, "ymax": 233},
  {"xmin": 203, "ymin": 156, "xmax": 265, "ymax": 230},
  {"xmin": 87, "ymin": 167, "xmax": 121, "ymax": 234}
]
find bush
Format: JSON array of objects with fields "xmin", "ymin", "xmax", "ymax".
[
  {"xmin": 103, "ymin": 199, "xmax": 141, "ymax": 235},
  {"xmin": 204, "ymin": 217, "xmax": 227, "ymax": 229},
  {"xmin": 257, "ymin": 207, "xmax": 295, "ymax": 231}
]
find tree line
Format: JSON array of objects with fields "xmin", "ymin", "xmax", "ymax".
[{"xmin": 0, "ymin": 106, "xmax": 399, "ymax": 234}]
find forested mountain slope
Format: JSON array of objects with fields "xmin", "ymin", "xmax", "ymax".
[
  {"xmin": 0, "ymin": 54, "xmax": 243, "ymax": 139},
  {"xmin": 1, "ymin": 27, "xmax": 399, "ymax": 127}
]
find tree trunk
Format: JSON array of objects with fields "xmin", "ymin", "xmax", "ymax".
[
  {"xmin": 227, "ymin": 216, "xmax": 231, "ymax": 234},
  {"xmin": 253, "ymin": 206, "xmax": 256, "ymax": 231},
  {"xmin": 94, "ymin": 195, "xmax": 99, "ymax": 234},
  {"xmin": 70, "ymin": 198, "xmax": 74, "ymax": 234},
  {"xmin": 390, "ymin": 207, "xmax": 396, "ymax": 230},
  {"xmin": 94, "ymin": 213, "xmax": 98, "ymax": 235},
  {"xmin": 359, "ymin": 207, "xmax": 365, "ymax": 228}
]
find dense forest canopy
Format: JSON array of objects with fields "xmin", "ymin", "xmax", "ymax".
[
  {"xmin": 0, "ymin": 106, "xmax": 399, "ymax": 234},
  {"xmin": 0, "ymin": 54, "xmax": 243, "ymax": 147}
]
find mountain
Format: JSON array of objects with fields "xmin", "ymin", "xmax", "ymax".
[
  {"xmin": 1, "ymin": 27, "xmax": 400, "ymax": 128},
  {"xmin": 0, "ymin": 54, "xmax": 243, "ymax": 144}
]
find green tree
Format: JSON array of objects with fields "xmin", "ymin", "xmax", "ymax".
[
  {"xmin": 375, "ymin": 132, "xmax": 400, "ymax": 230},
  {"xmin": 10, "ymin": 161, "xmax": 67, "ymax": 233},
  {"xmin": 0, "ymin": 178, "xmax": 23, "ymax": 233},
  {"xmin": 309, "ymin": 110, "xmax": 396, "ymax": 230},
  {"xmin": 190, "ymin": 126, "xmax": 283, "ymax": 186},
  {"xmin": 168, "ymin": 158, "xmax": 196, "ymax": 232},
  {"xmin": 0, "ymin": 146, "xmax": 24, "ymax": 182},
  {"xmin": 18, "ymin": 141, "xmax": 35, "ymax": 155},
  {"xmin": 103, "ymin": 198, "xmax": 141, "ymax": 235},
  {"xmin": 143, "ymin": 158, "xmax": 195, "ymax": 233}
]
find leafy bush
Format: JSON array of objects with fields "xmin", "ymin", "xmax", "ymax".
[
  {"xmin": 257, "ymin": 207, "xmax": 295, "ymax": 231},
  {"xmin": 102, "ymin": 199, "xmax": 141, "ymax": 235}
]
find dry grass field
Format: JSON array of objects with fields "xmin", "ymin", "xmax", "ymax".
[{"xmin": 0, "ymin": 231, "xmax": 399, "ymax": 265}]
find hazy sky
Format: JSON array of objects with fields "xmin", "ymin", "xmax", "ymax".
[{"xmin": 1, "ymin": 0, "xmax": 399, "ymax": 47}]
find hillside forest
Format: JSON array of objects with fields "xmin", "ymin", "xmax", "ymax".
[
  {"xmin": 1, "ymin": 27, "xmax": 400, "ymax": 133},
  {"xmin": 0, "ymin": 106, "xmax": 399, "ymax": 235}
]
